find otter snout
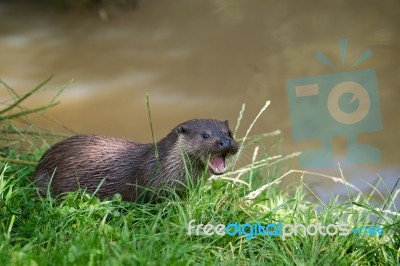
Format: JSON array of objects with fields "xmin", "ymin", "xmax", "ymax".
[
  {"xmin": 219, "ymin": 137, "xmax": 231, "ymax": 148},
  {"xmin": 207, "ymin": 136, "xmax": 238, "ymax": 175},
  {"xmin": 217, "ymin": 137, "xmax": 239, "ymax": 155}
]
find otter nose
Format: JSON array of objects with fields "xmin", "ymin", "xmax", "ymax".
[{"xmin": 219, "ymin": 138, "xmax": 232, "ymax": 148}]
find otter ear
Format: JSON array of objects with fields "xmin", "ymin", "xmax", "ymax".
[
  {"xmin": 224, "ymin": 120, "xmax": 229, "ymax": 127},
  {"xmin": 177, "ymin": 125, "xmax": 188, "ymax": 134}
]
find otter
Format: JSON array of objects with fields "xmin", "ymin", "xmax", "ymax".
[{"xmin": 32, "ymin": 119, "xmax": 238, "ymax": 202}]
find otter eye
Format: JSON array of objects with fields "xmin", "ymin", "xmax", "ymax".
[
  {"xmin": 202, "ymin": 133, "xmax": 210, "ymax": 139},
  {"xmin": 227, "ymin": 131, "xmax": 232, "ymax": 137}
]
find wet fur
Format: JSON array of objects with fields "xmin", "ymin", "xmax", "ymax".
[{"xmin": 32, "ymin": 119, "xmax": 238, "ymax": 201}]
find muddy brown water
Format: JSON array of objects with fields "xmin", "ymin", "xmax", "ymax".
[{"xmin": 1, "ymin": 0, "xmax": 399, "ymax": 205}]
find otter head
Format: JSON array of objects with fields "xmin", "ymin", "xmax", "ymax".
[{"xmin": 175, "ymin": 119, "xmax": 239, "ymax": 175}]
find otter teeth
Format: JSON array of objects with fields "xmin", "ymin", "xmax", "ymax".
[{"xmin": 209, "ymin": 155, "xmax": 226, "ymax": 175}]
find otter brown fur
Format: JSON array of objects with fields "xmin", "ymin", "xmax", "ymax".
[{"xmin": 32, "ymin": 119, "xmax": 238, "ymax": 201}]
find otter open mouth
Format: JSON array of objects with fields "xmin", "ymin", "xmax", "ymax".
[{"xmin": 208, "ymin": 154, "xmax": 227, "ymax": 175}]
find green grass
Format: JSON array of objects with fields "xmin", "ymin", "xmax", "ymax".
[
  {"xmin": 0, "ymin": 159, "xmax": 399, "ymax": 265},
  {"xmin": 0, "ymin": 79, "xmax": 399, "ymax": 265}
]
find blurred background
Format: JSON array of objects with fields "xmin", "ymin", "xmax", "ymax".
[{"xmin": 1, "ymin": 0, "xmax": 399, "ymax": 203}]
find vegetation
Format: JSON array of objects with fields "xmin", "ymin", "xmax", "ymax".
[{"xmin": 0, "ymin": 79, "xmax": 399, "ymax": 265}]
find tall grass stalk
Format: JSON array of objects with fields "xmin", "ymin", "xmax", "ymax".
[
  {"xmin": 0, "ymin": 77, "xmax": 67, "ymax": 166},
  {"xmin": 0, "ymin": 81, "xmax": 398, "ymax": 265}
]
